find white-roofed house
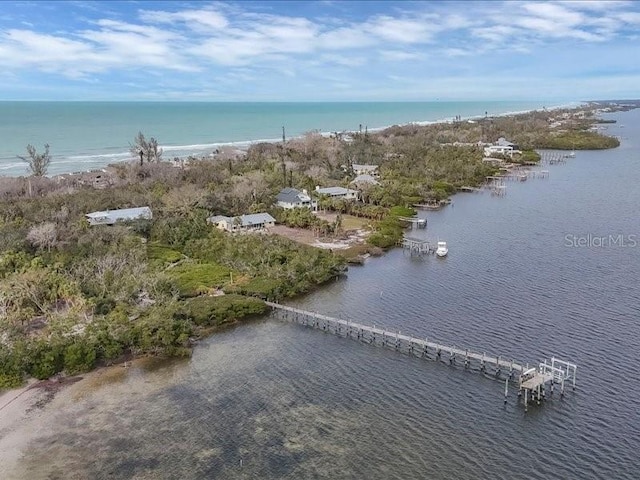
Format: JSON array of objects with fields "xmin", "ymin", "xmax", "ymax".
[
  {"xmin": 85, "ymin": 206, "xmax": 153, "ymax": 226},
  {"xmin": 207, "ymin": 212, "xmax": 276, "ymax": 232},
  {"xmin": 484, "ymin": 137, "xmax": 521, "ymax": 158},
  {"xmin": 315, "ymin": 186, "xmax": 359, "ymax": 200}
]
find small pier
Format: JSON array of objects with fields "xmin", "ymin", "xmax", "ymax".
[
  {"xmin": 266, "ymin": 302, "xmax": 577, "ymax": 410},
  {"xmin": 491, "ymin": 185, "xmax": 507, "ymax": 196},
  {"xmin": 484, "ymin": 166, "xmax": 549, "ymax": 196},
  {"xmin": 518, "ymin": 358, "xmax": 577, "ymax": 411},
  {"xmin": 530, "ymin": 169, "xmax": 549, "ymax": 179},
  {"xmin": 413, "ymin": 203, "xmax": 445, "ymax": 211},
  {"xmin": 539, "ymin": 152, "xmax": 567, "ymax": 165},
  {"xmin": 401, "ymin": 236, "xmax": 434, "ymax": 256}
]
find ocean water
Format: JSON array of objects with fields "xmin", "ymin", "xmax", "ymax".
[
  {"xmin": 6, "ymin": 109, "xmax": 639, "ymax": 479},
  {"xmin": 0, "ymin": 101, "xmax": 558, "ymax": 176}
]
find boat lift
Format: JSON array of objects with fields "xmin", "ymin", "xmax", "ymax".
[{"xmin": 517, "ymin": 356, "xmax": 577, "ymax": 411}]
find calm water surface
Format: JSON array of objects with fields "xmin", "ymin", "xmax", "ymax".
[
  {"xmin": 0, "ymin": 101, "xmax": 551, "ymax": 176},
  {"xmin": 10, "ymin": 110, "xmax": 640, "ymax": 479}
]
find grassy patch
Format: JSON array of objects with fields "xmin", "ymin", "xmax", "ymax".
[
  {"xmin": 167, "ymin": 262, "xmax": 232, "ymax": 297},
  {"xmin": 341, "ymin": 214, "xmax": 369, "ymax": 230},
  {"xmin": 389, "ymin": 206, "xmax": 417, "ymax": 217},
  {"xmin": 225, "ymin": 276, "xmax": 286, "ymax": 299},
  {"xmin": 147, "ymin": 243, "xmax": 183, "ymax": 264},
  {"xmin": 516, "ymin": 150, "xmax": 541, "ymax": 164}
]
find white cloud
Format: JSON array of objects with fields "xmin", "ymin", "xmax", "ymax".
[
  {"xmin": 320, "ymin": 54, "xmax": 367, "ymax": 67},
  {"xmin": 0, "ymin": 18, "xmax": 196, "ymax": 77},
  {"xmin": 1, "ymin": 1, "xmax": 639, "ymax": 100},
  {"xmin": 379, "ymin": 50, "xmax": 422, "ymax": 61},
  {"xmin": 0, "ymin": 29, "xmax": 96, "ymax": 76},
  {"xmin": 139, "ymin": 8, "xmax": 229, "ymax": 30},
  {"xmin": 364, "ymin": 15, "xmax": 438, "ymax": 43},
  {"xmin": 472, "ymin": 25, "xmax": 518, "ymax": 43},
  {"xmin": 442, "ymin": 48, "xmax": 472, "ymax": 58},
  {"xmin": 317, "ymin": 27, "xmax": 374, "ymax": 49}
]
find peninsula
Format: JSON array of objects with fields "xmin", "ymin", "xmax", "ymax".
[{"xmin": 0, "ymin": 102, "xmax": 628, "ymax": 389}]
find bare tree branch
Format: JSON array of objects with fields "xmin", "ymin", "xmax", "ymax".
[{"xmin": 18, "ymin": 144, "xmax": 51, "ymax": 177}]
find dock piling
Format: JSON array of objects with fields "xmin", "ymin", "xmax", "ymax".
[{"xmin": 504, "ymin": 377, "xmax": 509, "ymax": 404}]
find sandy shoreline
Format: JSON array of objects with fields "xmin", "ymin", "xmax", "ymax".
[
  {"xmin": 0, "ymin": 382, "xmax": 51, "ymax": 476},
  {"xmin": 0, "ymin": 362, "xmax": 151, "ymax": 479},
  {"xmin": 0, "ymin": 353, "xmax": 193, "ymax": 478}
]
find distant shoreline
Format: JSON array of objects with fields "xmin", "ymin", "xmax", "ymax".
[{"xmin": 0, "ymin": 100, "xmax": 576, "ymax": 178}]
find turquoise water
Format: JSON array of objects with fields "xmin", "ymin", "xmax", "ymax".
[{"xmin": 0, "ymin": 101, "xmax": 561, "ymax": 176}]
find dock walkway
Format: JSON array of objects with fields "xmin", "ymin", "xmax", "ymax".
[{"xmin": 266, "ymin": 302, "xmax": 577, "ymax": 410}]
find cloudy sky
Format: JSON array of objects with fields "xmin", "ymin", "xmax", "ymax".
[{"xmin": 0, "ymin": 0, "xmax": 638, "ymax": 101}]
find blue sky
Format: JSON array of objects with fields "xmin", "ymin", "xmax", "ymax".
[{"xmin": 0, "ymin": 0, "xmax": 639, "ymax": 101}]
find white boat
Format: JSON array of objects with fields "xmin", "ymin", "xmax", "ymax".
[{"xmin": 435, "ymin": 241, "xmax": 448, "ymax": 257}]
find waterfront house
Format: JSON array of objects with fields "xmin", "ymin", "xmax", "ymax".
[
  {"xmin": 276, "ymin": 187, "xmax": 315, "ymax": 209},
  {"xmin": 484, "ymin": 137, "xmax": 521, "ymax": 158},
  {"xmin": 496, "ymin": 137, "xmax": 520, "ymax": 150},
  {"xmin": 315, "ymin": 186, "xmax": 359, "ymax": 200},
  {"xmin": 207, "ymin": 212, "xmax": 276, "ymax": 232},
  {"xmin": 85, "ymin": 206, "xmax": 152, "ymax": 226}
]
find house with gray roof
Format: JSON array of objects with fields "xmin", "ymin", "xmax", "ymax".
[
  {"xmin": 350, "ymin": 174, "xmax": 380, "ymax": 186},
  {"xmin": 85, "ymin": 206, "xmax": 152, "ymax": 226},
  {"xmin": 352, "ymin": 164, "xmax": 379, "ymax": 177},
  {"xmin": 484, "ymin": 137, "xmax": 521, "ymax": 158},
  {"xmin": 207, "ymin": 212, "xmax": 276, "ymax": 232},
  {"xmin": 315, "ymin": 186, "xmax": 359, "ymax": 200},
  {"xmin": 276, "ymin": 187, "xmax": 315, "ymax": 209}
]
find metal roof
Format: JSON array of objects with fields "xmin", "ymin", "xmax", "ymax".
[
  {"xmin": 496, "ymin": 137, "xmax": 517, "ymax": 147},
  {"xmin": 350, "ymin": 174, "xmax": 380, "ymax": 185},
  {"xmin": 276, "ymin": 187, "xmax": 310, "ymax": 204},
  {"xmin": 352, "ymin": 164, "xmax": 379, "ymax": 171},
  {"xmin": 239, "ymin": 213, "xmax": 276, "ymax": 226},
  {"xmin": 315, "ymin": 186, "xmax": 358, "ymax": 196},
  {"xmin": 85, "ymin": 206, "xmax": 152, "ymax": 225},
  {"xmin": 208, "ymin": 212, "xmax": 276, "ymax": 227}
]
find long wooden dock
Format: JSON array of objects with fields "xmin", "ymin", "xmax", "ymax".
[
  {"xmin": 266, "ymin": 302, "xmax": 577, "ymax": 409},
  {"xmin": 266, "ymin": 302, "xmax": 524, "ymax": 375}
]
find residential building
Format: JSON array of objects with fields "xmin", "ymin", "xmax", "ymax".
[
  {"xmin": 496, "ymin": 137, "xmax": 520, "ymax": 150},
  {"xmin": 350, "ymin": 174, "xmax": 380, "ymax": 186},
  {"xmin": 483, "ymin": 137, "xmax": 521, "ymax": 158},
  {"xmin": 208, "ymin": 212, "xmax": 276, "ymax": 232},
  {"xmin": 85, "ymin": 206, "xmax": 152, "ymax": 226},
  {"xmin": 276, "ymin": 187, "xmax": 314, "ymax": 209},
  {"xmin": 315, "ymin": 186, "xmax": 359, "ymax": 200},
  {"xmin": 352, "ymin": 164, "xmax": 379, "ymax": 177}
]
